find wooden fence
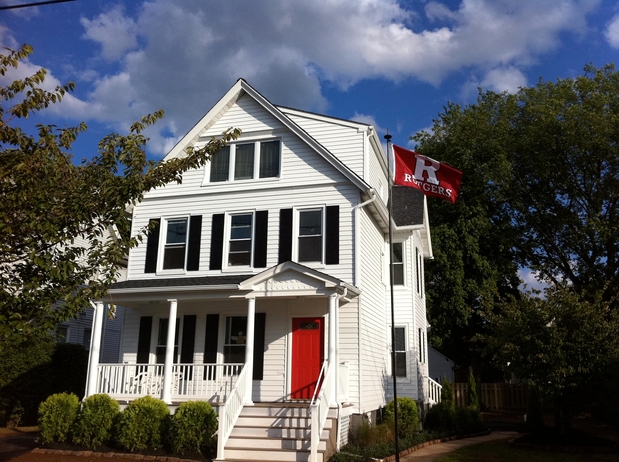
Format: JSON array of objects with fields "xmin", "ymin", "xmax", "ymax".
[{"xmin": 453, "ymin": 383, "xmax": 529, "ymax": 410}]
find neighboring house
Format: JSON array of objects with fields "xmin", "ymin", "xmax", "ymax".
[
  {"xmin": 56, "ymin": 305, "xmax": 125, "ymax": 363},
  {"xmin": 428, "ymin": 345, "xmax": 455, "ymax": 384},
  {"xmin": 84, "ymin": 79, "xmax": 439, "ymax": 462}
]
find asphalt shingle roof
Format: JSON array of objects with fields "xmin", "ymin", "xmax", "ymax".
[{"xmin": 390, "ymin": 186, "xmax": 425, "ymax": 227}]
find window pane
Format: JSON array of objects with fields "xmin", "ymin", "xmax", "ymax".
[
  {"xmin": 259, "ymin": 141, "xmax": 280, "ymax": 178},
  {"xmin": 163, "ymin": 246, "xmax": 186, "ymax": 269},
  {"xmin": 395, "ymin": 352, "xmax": 407, "ymax": 377},
  {"xmin": 166, "ymin": 219, "xmax": 187, "ymax": 244},
  {"xmin": 234, "ymin": 144, "xmax": 254, "ymax": 180},
  {"xmin": 230, "ymin": 215, "xmax": 252, "ymax": 239},
  {"xmin": 210, "ymin": 146, "xmax": 230, "ymax": 182},
  {"xmin": 395, "ymin": 327, "xmax": 406, "ymax": 351},
  {"xmin": 393, "ymin": 243, "xmax": 403, "ymax": 263},
  {"xmin": 156, "ymin": 319, "xmax": 179, "ymax": 364},
  {"xmin": 299, "ymin": 236, "xmax": 322, "ymax": 262},
  {"xmin": 299, "ymin": 210, "xmax": 322, "ymax": 236}
]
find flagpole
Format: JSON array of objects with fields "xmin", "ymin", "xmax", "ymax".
[{"xmin": 385, "ymin": 133, "xmax": 400, "ymax": 462}]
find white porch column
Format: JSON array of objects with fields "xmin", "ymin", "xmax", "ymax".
[
  {"xmin": 85, "ymin": 301, "xmax": 105, "ymax": 398},
  {"xmin": 244, "ymin": 297, "xmax": 256, "ymax": 405},
  {"xmin": 162, "ymin": 299, "xmax": 177, "ymax": 404},
  {"xmin": 328, "ymin": 293, "xmax": 337, "ymax": 405}
]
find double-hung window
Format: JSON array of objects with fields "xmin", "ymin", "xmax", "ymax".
[
  {"xmin": 163, "ymin": 218, "xmax": 188, "ymax": 270},
  {"xmin": 209, "ymin": 140, "xmax": 281, "ymax": 183},
  {"xmin": 156, "ymin": 318, "xmax": 179, "ymax": 364},
  {"xmin": 228, "ymin": 213, "xmax": 253, "ymax": 267},
  {"xmin": 394, "ymin": 327, "xmax": 407, "ymax": 378},
  {"xmin": 224, "ymin": 316, "xmax": 247, "ymax": 364},
  {"xmin": 298, "ymin": 208, "xmax": 323, "ymax": 263},
  {"xmin": 392, "ymin": 242, "xmax": 404, "ymax": 285}
]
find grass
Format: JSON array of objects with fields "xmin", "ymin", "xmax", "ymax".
[{"xmin": 435, "ymin": 439, "xmax": 619, "ymax": 462}]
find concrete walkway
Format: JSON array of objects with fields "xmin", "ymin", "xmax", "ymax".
[{"xmin": 400, "ymin": 431, "xmax": 519, "ymax": 461}]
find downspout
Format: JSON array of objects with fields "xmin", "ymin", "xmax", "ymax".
[{"xmin": 351, "ymin": 189, "xmax": 377, "ymax": 417}]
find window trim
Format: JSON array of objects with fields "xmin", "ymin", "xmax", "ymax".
[
  {"xmin": 293, "ymin": 206, "xmax": 326, "ymax": 266},
  {"xmin": 205, "ymin": 139, "xmax": 282, "ymax": 184},
  {"xmin": 158, "ymin": 216, "xmax": 190, "ymax": 274},
  {"xmin": 222, "ymin": 211, "xmax": 256, "ymax": 270}
]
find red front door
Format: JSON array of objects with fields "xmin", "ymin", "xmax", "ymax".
[{"xmin": 291, "ymin": 317, "xmax": 324, "ymax": 400}]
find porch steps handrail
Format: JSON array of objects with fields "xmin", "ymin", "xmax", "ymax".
[
  {"xmin": 427, "ymin": 376, "xmax": 442, "ymax": 405},
  {"xmin": 216, "ymin": 364, "xmax": 249, "ymax": 461},
  {"xmin": 309, "ymin": 360, "xmax": 334, "ymax": 462},
  {"xmin": 310, "ymin": 360, "xmax": 327, "ymax": 408}
]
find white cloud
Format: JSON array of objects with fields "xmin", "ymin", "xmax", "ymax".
[
  {"xmin": 481, "ymin": 66, "xmax": 527, "ymax": 93},
  {"xmin": 605, "ymin": 13, "xmax": 619, "ymax": 48},
  {"xmin": 518, "ymin": 268, "xmax": 548, "ymax": 294},
  {"xmin": 4, "ymin": 0, "xmax": 602, "ymax": 156},
  {"xmin": 80, "ymin": 5, "xmax": 138, "ymax": 61}
]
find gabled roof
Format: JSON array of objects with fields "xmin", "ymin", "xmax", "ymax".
[{"xmin": 164, "ymin": 79, "xmax": 372, "ymax": 193}]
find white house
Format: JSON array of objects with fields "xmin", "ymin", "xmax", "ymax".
[{"xmin": 85, "ymin": 79, "xmax": 439, "ymax": 462}]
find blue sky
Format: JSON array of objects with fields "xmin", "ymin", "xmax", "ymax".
[
  {"xmin": 4, "ymin": 0, "xmax": 616, "ymax": 287},
  {"xmin": 2, "ymin": 0, "xmax": 618, "ymax": 162}
]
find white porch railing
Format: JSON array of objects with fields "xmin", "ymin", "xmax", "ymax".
[
  {"xmin": 95, "ymin": 363, "xmax": 243, "ymax": 402},
  {"xmin": 309, "ymin": 361, "xmax": 335, "ymax": 462},
  {"xmin": 216, "ymin": 364, "xmax": 249, "ymax": 460},
  {"xmin": 427, "ymin": 376, "xmax": 442, "ymax": 405}
]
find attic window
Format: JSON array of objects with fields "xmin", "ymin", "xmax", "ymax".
[{"xmin": 208, "ymin": 140, "xmax": 280, "ymax": 183}]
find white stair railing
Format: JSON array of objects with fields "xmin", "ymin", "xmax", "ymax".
[
  {"xmin": 216, "ymin": 364, "xmax": 249, "ymax": 460},
  {"xmin": 427, "ymin": 376, "xmax": 442, "ymax": 405},
  {"xmin": 309, "ymin": 361, "xmax": 335, "ymax": 462}
]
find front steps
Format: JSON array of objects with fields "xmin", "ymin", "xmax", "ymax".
[{"xmin": 223, "ymin": 403, "xmax": 337, "ymax": 462}]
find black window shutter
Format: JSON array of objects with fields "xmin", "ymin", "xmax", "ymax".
[
  {"xmin": 180, "ymin": 315, "xmax": 196, "ymax": 363},
  {"xmin": 325, "ymin": 205, "xmax": 340, "ymax": 264},
  {"xmin": 209, "ymin": 214, "xmax": 225, "ymax": 270},
  {"xmin": 187, "ymin": 216, "xmax": 202, "ymax": 271},
  {"xmin": 253, "ymin": 313, "xmax": 266, "ymax": 380},
  {"xmin": 180, "ymin": 315, "xmax": 197, "ymax": 379},
  {"xmin": 144, "ymin": 219, "xmax": 160, "ymax": 273},
  {"xmin": 137, "ymin": 316, "xmax": 152, "ymax": 364},
  {"xmin": 278, "ymin": 209, "xmax": 293, "ymax": 263},
  {"xmin": 204, "ymin": 314, "xmax": 219, "ymax": 379},
  {"xmin": 254, "ymin": 211, "xmax": 268, "ymax": 268}
]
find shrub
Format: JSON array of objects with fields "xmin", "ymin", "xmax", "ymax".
[
  {"xmin": 115, "ymin": 396, "xmax": 170, "ymax": 452},
  {"xmin": 350, "ymin": 418, "xmax": 394, "ymax": 446},
  {"xmin": 424, "ymin": 401, "xmax": 456, "ymax": 433},
  {"xmin": 384, "ymin": 397, "xmax": 420, "ymax": 437},
  {"xmin": 466, "ymin": 372, "xmax": 479, "ymax": 410},
  {"xmin": 170, "ymin": 401, "xmax": 218, "ymax": 456},
  {"xmin": 72, "ymin": 394, "xmax": 120, "ymax": 449},
  {"xmin": 38, "ymin": 393, "xmax": 80, "ymax": 444},
  {"xmin": 455, "ymin": 406, "xmax": 483, "ymax": 434},
  {"xmin": 440, "ymin": 378, "xmax": 455, "ymax": 410}
]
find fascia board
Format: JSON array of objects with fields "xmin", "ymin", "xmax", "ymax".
[{"xmin": 163, "ymin": 79, "xmax": 245, "ymax": 162}]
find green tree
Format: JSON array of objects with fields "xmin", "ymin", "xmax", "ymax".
[
  {"xmin": 413, "ymin": 64, "xmax": 619, "ymax": 380},
  {"xmin": 485, "ymin": 287, "xmax": 619, "ymax": 432},
  {"xmin": 0, "ymin": 45, "xmax": 239, "ymax": 340},
  {"xmin": 412, "ymin": 91, "xmax": 521, "ymax": 379}
]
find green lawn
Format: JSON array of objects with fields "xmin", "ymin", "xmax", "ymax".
[{"xmin": 435, "ymin": 439, "xmax": 619, "ymax": 462}]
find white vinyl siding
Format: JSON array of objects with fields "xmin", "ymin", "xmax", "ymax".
[
  {"xmin": 358, "ymin": 208, "xmax": 389, "ymax": 412},
  {"xmin": 282, "ymin": 111, "xmax": 366, "ymax": 179}
]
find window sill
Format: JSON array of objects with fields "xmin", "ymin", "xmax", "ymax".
[{"xmin": 200, "ymin": 176, "xmax": 281, "ymax": 188}]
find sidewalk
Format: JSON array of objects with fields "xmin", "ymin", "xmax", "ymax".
[{"xmin": 400, "ymin": 431, "xmax": 519, "ymax": 461}]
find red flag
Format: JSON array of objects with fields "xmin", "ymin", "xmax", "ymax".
[{"xmin": 392, "ymin": 144, "xmax": 462, "ymax": 204}]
